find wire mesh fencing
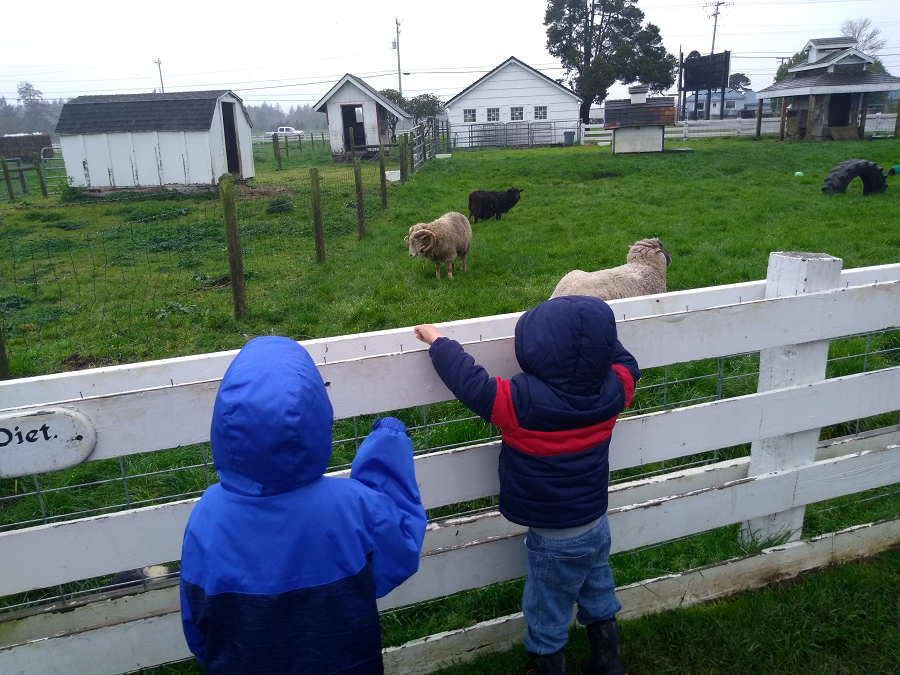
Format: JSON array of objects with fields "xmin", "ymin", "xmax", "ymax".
[
  {"xmin": 0, "ymin": 157, "xmax": 396, "ymax": 379},
  {"xmin": 2, "ymin": 325, "xmax": 898, "ymax": 615}
]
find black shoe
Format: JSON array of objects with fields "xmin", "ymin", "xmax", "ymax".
[
  {"xmin": 578, "ymin": 618, "xmax": 627, "ymax": 675},
  {"xmin": 526, "ymin": 647, "xmax": 566, "ymax": 675}
]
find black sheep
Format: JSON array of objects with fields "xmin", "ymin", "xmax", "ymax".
[{"xmin": 467, "ymin": 187, "xmax": 523, "ymax": 223}]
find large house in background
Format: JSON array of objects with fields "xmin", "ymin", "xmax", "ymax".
[
  {"xmin": 445, "ymin": 57, "xmax": 582, "ymax": 148},
  {"xmin": 55, "ymin": 91, "xmax": 254, "ymax": 190},
  {"xmin": 683, "ymin": 88, "xmax": 759, "ymax": 119}
]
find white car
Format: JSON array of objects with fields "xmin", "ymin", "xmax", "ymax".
[{"xmin": 265, "ymin": 126, "xmax": 304, "ymax": 140}]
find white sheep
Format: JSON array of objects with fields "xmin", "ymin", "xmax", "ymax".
[
  {"xmin": 550, "ymin": 238, "xmax": 672, "ymax": 300},
  {"xmin": 405, "ymin": 212, "xmax": 472, "ymax": 280}
]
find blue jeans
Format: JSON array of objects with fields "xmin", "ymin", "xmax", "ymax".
[{"xmin": 522, "ymin": 514, "xmax": 621, "ymax": 655}]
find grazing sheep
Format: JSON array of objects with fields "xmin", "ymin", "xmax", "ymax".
[
  {"xmin": 550, "ymin": 238, "xmax": 672, "ymax": 301},
  {"xmin": 468, "ymin": 187, "xmax": 523, "ymax": 223},
  {"xmin": 405, "ymin": 211, "xmax": 472, "ymax": 280}
]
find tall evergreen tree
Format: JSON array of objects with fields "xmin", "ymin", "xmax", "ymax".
[{"xmin": 544, "ymin": 0, "xmax": 676, "ymax": 122}]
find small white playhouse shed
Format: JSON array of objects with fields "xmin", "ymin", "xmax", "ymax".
[
  {"xmin": 314, "ymin": 75, "xmax": 411, "ymax": 158},
  {"xmin": 445, "ymin": 56, "xmax": 582, "ymax": 147},
  {"xmin": 54, "ymin": 90, "xmax": 255, "ymax": 189}
]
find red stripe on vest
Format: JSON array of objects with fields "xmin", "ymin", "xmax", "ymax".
[
  {"xmin": 612, "ymin": 364, "xmax": 635, "ymax": 408},
  {"xmin": 490, "ymin": 377, "xmax": 618, "ymax": 457}
]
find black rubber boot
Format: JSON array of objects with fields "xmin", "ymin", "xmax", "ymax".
[
  {"xmin": 526, "ymin": 648, "xmax": 566, "ymax": 675},
  {"xmin": 578, "ymin": 618, "xmax": 627, "ymax": 675}
]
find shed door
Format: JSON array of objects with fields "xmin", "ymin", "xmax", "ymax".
[
  {"xmin": 828, "ymin": 93, "xmax": 853, "ymax": 127},
  {"xmin": 222, "ymin": 102, "xmax": 241, "ymax": 175},
  {"xmin": 342, "ymin": 105, "xmax": 366, "ymax": 151}
]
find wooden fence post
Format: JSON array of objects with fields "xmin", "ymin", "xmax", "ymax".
[
  {"xmin": 354, "ymin": 158, "xmax": 365, "ymax": 240},
  {"xmin": 272, "ymin": 134, "xmax": 282, "ymax": 170},
  {"xmin": 311, "ymin": 132, "xmax": 315, "ymax": 150},
  {"xmin": 739, "ymin": 251, "xmax": 843, "ymax": 548},
  {"xmin": 755, "ymin": 100, "xmax": 763, "ymax": 138},
  {"xmin": 379, "ymin": 144, "xmax": 387, "ymax": 210},
  {"xmin": 1, "ymin": 157, "xmax": 15, "ymax": 202},
  {"xmin": 310, "ymin": 168, "xmax": 325, "ymax": 263},
  {"xmin": 0, "ymin": 324, "xmax": 10, "ymax": 380},
  {"xmin": 409, "ymin": 132, "xmax": 416, "ymax": 174},
  {"xmin": 298, "ymin": 135, "xmax": 302, "ymax": 153},
  {"xmin": 218, "ymin": 174, "xmax": 249, "ymax": 320},
  {"xmin": 284, "ymin": 134, "xmax": 289, "ymax": 158},
  {"xmin": 858, "ymin": 93, "xmax": 869, "ymax": 140},
  {"xmin": 34, "ymin": 161, "xmax": 48, "ymax": 197},
  {"xmin": 779, "ymin": 98, "xmax": 787, "ymax": 141},
  {"xmin": 399, "ymin": 135, "xmax": 408, "ymax": 183}
]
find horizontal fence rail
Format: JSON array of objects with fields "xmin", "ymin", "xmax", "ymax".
[{"xmin": 1, "ymin": 258, "xmax": 899, "ymax": 674}]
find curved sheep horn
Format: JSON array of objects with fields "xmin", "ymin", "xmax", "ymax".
[
  {"xmin": 415, "ymin": 229, "xmax": 435, "ymax": 254},
  {"xmin": 655, "ymin": 240, "xmax": 672, "ymax": 266}
]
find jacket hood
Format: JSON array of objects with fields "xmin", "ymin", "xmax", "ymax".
[
  {"xmin": 210, "ymin": 336, "xmax": 334, "ymax": 496},
  {"xmin": 514, "ymin": 296, "xmax": 619, "ymax": 396}
]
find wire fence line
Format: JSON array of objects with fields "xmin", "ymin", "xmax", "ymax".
[
  {"xmin": 2, "ymin": 324, "xmax": 898, "ymax": 608},
  {"xmin": 0, "ymin": 159, "xmax": 394, "ymax": 378}
]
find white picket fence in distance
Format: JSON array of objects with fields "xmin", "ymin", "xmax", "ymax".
[
  {"xmin": 582, "ymin": 113, "xmax": 899, "ymax": 146},
  {"xmin": 2, "ymin": 254, "xmax": 900, "ymax": 674}
]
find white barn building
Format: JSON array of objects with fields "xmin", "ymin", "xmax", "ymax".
[
  {"xmin": 54, "ymin": 91, "xmax": 254, "ymax": 189},
  {"xmin": 314, "ymin": 74, "xmax": 411, "ymax": 158},
  {"xmin": 445, "ymin": 56, "xmax": 582, "ymax": 148}
]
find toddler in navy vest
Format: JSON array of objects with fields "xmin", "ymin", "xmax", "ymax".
[{"xmin": 415, "ymin": 296, "xmax": 640, "ymax": 675}]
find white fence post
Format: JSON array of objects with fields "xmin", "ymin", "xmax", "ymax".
[{"xmin": 740, "ymin": 252, "xmax": 844, "ymax": 547}]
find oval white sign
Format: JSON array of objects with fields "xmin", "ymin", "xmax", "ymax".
[{"xmin": 0, "ymin": 408, "xmax": 97, "ymax": 478}]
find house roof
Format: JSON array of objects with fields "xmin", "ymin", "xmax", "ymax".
[
  {"xmin": 446, "ymin": 56, "xmax": 581, "ymax": 106},
  {"xmin": 604, "ymin": 97, "xmax": 675, "ymax": 129},
  {"xmin": 55, "ymin": 91, "xmax": 251, "ymax": 135},
  {"xmin": 804, "ymin": 37, "xmax": 858, "ymax": 49},
  {"xmin": 789, "ymin": 48, "xmax": 872, "ymax": 72},
  {"xmin": 313, "ymin": 75, "xmax": 411, "ymax": 119},
  {"xmin": 757, "ymin": 70, "xmax": 900, "ymax": 98}
]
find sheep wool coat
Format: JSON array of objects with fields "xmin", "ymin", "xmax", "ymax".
[
  {"xmin": 428, "ymin": 296, "xmax": 640, "ymax": 528},
  {"xmin": 180, "ymin": 336, "xmax": 426, "ymax": 675}
]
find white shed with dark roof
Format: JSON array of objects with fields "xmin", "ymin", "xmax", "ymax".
[{"xmin": 54, "ymin": 90, "xmax": 254, "ymax": 189}]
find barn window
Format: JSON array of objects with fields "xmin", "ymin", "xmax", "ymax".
[
  {"xmin": 697, "ymin": 102, "xmax": 705, "ymax": 111},
  {"xmin": 534, "ymin": 106, "xmax": 547, "ymax": 120},
  {"xmin": 464, "ymin": 109, "xmax": 476, "ymax": 123},
  {"xmin": 725, "ymin": 100, "xmax": 736, "ymax": 109},
  {"xmin": 487, "ymin": 108, "xmax": 500, "ymax": 122},
  {"xmin": 511, "ymin": 107, "xmax": 524, "ymax": 121}
]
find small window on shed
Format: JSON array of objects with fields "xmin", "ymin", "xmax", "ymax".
[
  {"xmin": 487, "ymin": 108, "xmax": 500, "ymax": 122},
  {"xmin": 511, "ymin": 107, "xmax": 524, "ymax": 121},
  {"xmin": 534, "ymin": 106, "xmax": 548, "ymax": 120},
  {"xmin": 725, "ymin": 100, "xmax": 736, "ymax": 109},
  {"xmin": 464, "ymin": 109, "xmax": 476, "ymax": 123},
  {"xmin": 697, "ymin": 102, "xmax": 705, "ymax": 111}
]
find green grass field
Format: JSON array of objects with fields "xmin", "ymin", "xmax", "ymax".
[{"xmin": 3, "ymin": 136, "xmax": 900, "ymax": 674}]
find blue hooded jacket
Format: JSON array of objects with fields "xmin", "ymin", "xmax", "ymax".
[
  {"xmin": 180, "ymin": 336, "xmax": 426, "ymax": 674},
  {"xmin": 428, "ymin": 296, "xmax": 640, "ymax": 528}
]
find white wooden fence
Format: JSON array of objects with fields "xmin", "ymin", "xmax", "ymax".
[
  {"xmin": 582, "ymin": 113, "xmax": 898, "ymax": 146},
  {"xmin": 2, "ymin": 254, "xmax": 900, "ymax": 674}
]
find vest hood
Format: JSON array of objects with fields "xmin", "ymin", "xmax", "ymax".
[
  {"xmin": 514, "ymin": 296, "xmax": 619, "ymax": 396},
  {"xmin": 210, "ymin": 336, "xmax": 334, "ymax": 496}
]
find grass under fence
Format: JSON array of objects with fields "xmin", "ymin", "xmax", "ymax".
[{"xmin": 2, "ymin": 136, "xmax": 900, "ymax": 672}]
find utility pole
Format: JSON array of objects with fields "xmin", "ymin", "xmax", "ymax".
[
  {"xmin": 703, "ymin": 1, "xmax": 732, "ymax": 120},
  {"xmin": 704, "ymin": 1, "xmax": 732, "ymax": 55},
  {"xmin": 392, "ymin": 18, "xmax": 402, "ymax": 96},
  {"xmin": 155, "ymin": 59, "xmax": 165, "ymax": 93}
]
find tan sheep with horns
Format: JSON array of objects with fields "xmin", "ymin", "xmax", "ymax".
[
  {"xmin": 405, "ymin": 212, "xmax": 472, "ymax": 280},
  {"xmin": 550, "ymin": 238, "xmax": 672, "ymax": 300}
]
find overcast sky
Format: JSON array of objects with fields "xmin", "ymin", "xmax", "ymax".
[{"xmin": 3, "ymin": 0, "xmax": 898, "ymax": 112}]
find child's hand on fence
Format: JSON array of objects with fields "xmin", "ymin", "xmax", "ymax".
[{"xmin": 414, "ymin": 324, "xmax": 443, "ymax": 345}]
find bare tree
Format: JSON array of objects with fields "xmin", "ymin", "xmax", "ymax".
[{"xmin": 840, "ymin": 18, "xmax": 887, "ymax": 55}]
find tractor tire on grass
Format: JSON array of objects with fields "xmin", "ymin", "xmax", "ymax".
[{"xmin": 821, "ymin": 159, "xmax": 888, "ymax": 195}]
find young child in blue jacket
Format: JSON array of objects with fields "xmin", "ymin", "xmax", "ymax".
[
  {"xmin": 180, "ymin": 336, "xmax": 427, "ymax": 675},
  {"xmin": 415, "ymin": 295, "xmax": 640, "ymax": 675}
]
